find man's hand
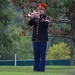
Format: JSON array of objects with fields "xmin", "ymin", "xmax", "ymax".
[{"xmin": 32, "ymin": 10, "xmax": 40, "ymax": 19}]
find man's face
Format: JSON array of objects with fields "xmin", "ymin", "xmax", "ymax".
[{"xmin": 37, "ymin": 6, "xmax": 45, "ymax": 14}]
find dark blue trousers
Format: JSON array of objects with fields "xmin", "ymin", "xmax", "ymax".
[{"xmin": 33, "ymin": 42, "xmax": 47, "ymax": 72}]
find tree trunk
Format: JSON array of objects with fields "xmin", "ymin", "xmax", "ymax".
[{"xmin": 70, "ymin": 38, "xmax": 74, "ymax": 65}]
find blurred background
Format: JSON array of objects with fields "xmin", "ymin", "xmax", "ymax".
[{"xmin": 0, "ymin": 0, "xmax": 75, "ymax": 66}]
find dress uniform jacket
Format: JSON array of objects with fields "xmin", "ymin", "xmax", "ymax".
[{"xmin": 28, "ymin": 14, "xmax": 50, "ymax": 42}]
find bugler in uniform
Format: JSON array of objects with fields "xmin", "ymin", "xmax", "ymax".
[{"xmin": 28, "ymin": 3, "xmax": 50, "ymax": 72}]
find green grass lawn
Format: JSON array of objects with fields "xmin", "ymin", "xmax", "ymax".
[{"xmin": 0, "ymin": 66, "xmax": 75, "ymax": 75}]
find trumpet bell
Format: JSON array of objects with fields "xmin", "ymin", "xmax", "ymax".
[
  {"xmin": 28, "ymin": 13, "xmax": 34, "ymax": 17},
  {"xmin": 28, "ymin": 13, "xmax": 31, "ymax": 17}
]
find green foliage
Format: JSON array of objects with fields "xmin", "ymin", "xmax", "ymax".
[
  {"xmin": 46, "ymin": 42, "xmax": 70, "ymax": 59},
  {"xmin": 7, "ymin": 25, "xmax": 33, "ymax": 60},
  {"xmin": 0, "ymin": 0, "xmax": 75, "ymax": 60},
  {"xmin": 17, "ymin": 36, "xmax": 33, "ymax": 59},
  {"xmin": 0, "ymin": 0, "xmax": 20, "ymax": 60},
  {"xmin": 61, "ymin": 23, "xmax": 72, "ymax": 34}
]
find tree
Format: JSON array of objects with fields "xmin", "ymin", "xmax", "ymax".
[
  {"xmin": 0, "ymin": 0, "xmax": 74, "ymax": 61},
  {"xmin": 10, "ymin": 0, "xmax": 75, "ymax": 61},
  {"xmin": 17, "ymin": 36, "xmax": 33, "ymax": 59},
  {"xmin": 46, "ymin": 42, "xmax": 70, "ymax": 59},
  {"xmin": 0, "ymin": 0, "xmax": 20, "ymax": 60}
]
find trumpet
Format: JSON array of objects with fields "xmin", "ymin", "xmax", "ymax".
[
  {"xmin": 28, "ymin": 10, "xmax": 40, "ymax": 17},
  {"xmin": 28, "ymin": 13, "xmax": 35, "ymax": 17}
]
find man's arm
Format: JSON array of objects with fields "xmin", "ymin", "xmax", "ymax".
[
  {"xmin": 40, "ymin": 16, "xmax": 50, "ymax": 27},
  {"xmin": 28, "ymin": 18, "xmax": 35, "ymax": 26}
]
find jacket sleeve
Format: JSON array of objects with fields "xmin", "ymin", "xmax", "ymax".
[
  {"xmin": 28, "ymin": 18, "xmax": 35, "ymax": 26},
  {"xmin": 40, "ymin": 16, "xmax": 50, "ymax": 27}
]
